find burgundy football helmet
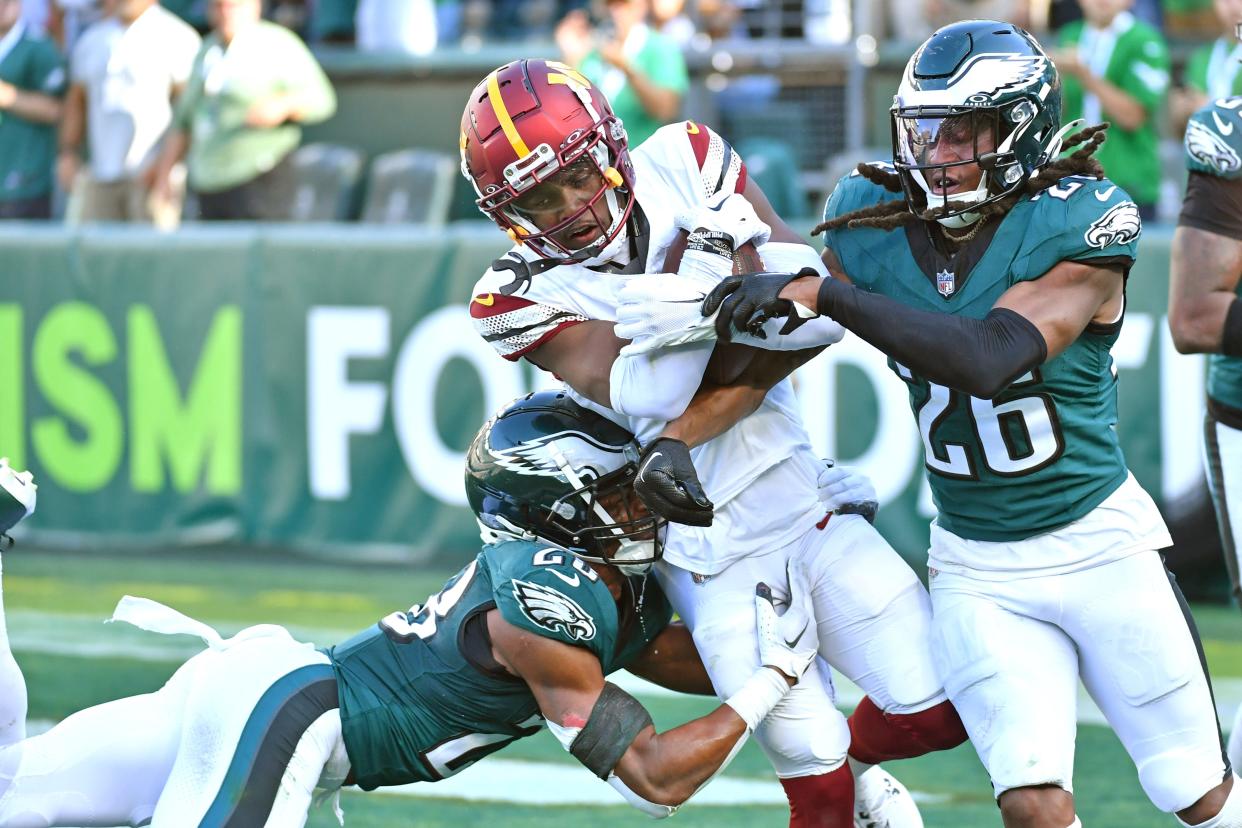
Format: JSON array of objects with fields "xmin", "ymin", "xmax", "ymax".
[{"xmin": 460, "ymin": 59, "xmax": 636, "ymax": 261}]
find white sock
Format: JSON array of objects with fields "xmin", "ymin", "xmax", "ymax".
[
  {"xmin": 847, "ymin": 755, "xmax": 874, "ymax": 778},
  {"xmin": 1177, "ymin": 774, "xmax": 1242, "ymax": 828},
  {"xmin": 0, "ymin": 555, "xmax": 27, "ymax": 747}
]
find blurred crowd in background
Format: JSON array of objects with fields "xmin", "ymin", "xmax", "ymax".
[{"xmin": 0, "ymin": 0, "xmax": 1238, "ymax": 224}]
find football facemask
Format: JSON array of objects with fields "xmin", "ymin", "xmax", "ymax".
[
  {"xmin": 547, "ymin": 464, "xmax": 666, "ymax": 575},
  {"xmin": 461, "ymin": 59, "xmax": 636, "ymax": 262},
  {"xmin": 496, "ymin": 152, "xmax": 633, "ymax": 261},
  {"xmin": 894, "ymin": 109, "xmax": 1001, "ymax": 227}
]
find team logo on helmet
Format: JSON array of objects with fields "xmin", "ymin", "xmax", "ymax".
[
  {"xmin": 1185, "ymin": 118, "xmax": 1241, "ymax": 175},
  {"xmin": 941, "ymin": 53, "xmax": 1049, "ymax": 100},
  {"xmin": 512, "ymin": 579, "xmax": 597, "ymax": 641},
  {"xmin": 1084, "ymin": 201, "xmax": 1142, "ymax": 249},
  {"xmin": 491, "ymin": 429, "xmax": 631, "ymax": 481}
]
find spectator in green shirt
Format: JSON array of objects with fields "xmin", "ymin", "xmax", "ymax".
[
  {"xmin": 556, "ymin": 0, "xmax": 688, "ymax": 148},
  {"xmin": 1169, "ymin": 0, "xmax": 1242, "ymax": 134},
  {"xmin": 0, "ymin": 0, "xmax": 64, "ymax": 218},
  {"xmin": 148, "ymin": 0, "xmax": 336, "ymax": 220},
  {"xmin": 1051, "ymin": 0, "xmax": 1170, "ymax": 219}
]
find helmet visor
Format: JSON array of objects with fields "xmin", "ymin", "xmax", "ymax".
[{"xmin": 894, "ymin": 109, "xmax": 998, "ymax": 200}]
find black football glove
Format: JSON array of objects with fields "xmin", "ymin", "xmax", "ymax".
[
  {"xmin": 634, "ymin": 437, "xmax": 714, "ymax": 527},
  {"xmin": 701, "ymin": 267, "xmax": 820, "ymax": 340}
]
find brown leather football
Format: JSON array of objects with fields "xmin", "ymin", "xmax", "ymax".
[{"xmin": 660, "ymin": 230, "xmax": 761, "ymax": 385}]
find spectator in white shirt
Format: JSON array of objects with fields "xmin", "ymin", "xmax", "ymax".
[{"xmin": 57, "ymin": 0, "xmax": 199, "ymax": 228}]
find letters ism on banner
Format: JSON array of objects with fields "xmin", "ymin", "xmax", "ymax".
[{"xmin": 0, "ymin": 303, "xmax": 242, "ymax": 495}]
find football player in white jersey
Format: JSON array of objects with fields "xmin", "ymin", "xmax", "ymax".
[{"xmin": 462, "ymin": 58, "xmax": 968, "ymax": 828}]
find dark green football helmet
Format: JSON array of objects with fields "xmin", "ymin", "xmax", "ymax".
[
  {"xmin": 464, "ymin": 391, "xmax": 664, "ymax": 572},
  {"xmin": 891, "ymin": 20, "xmax": 1068, "ymax": 227}
]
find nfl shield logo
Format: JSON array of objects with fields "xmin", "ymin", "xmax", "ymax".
[{"xmin": 936, "ymin": 269, "xmax": 956, "ymax": 297}]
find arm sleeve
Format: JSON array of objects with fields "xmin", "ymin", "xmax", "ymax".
[
  {"xmin": 1179, "ymin": 171, "xmax": 1242, "ymax": 241},
  {"xmin": 816, "ymin": 278, "xmax": 1048, "ymax": 399},
  {"xmin": 609, "ymin": 341, "xmax": 714, "ymax": 420}
]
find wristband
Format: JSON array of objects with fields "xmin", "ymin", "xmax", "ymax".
[
  {"xmin": 677, "ymin": 247, "xmax": 735, "ymax": 286},
  {"xmin": 686, "ymin": 229, "xmax": 735, "ymax": 260},
  {"xmin": 724, "ymin": 667, "xmax": 791, "ymax": 731},
  {"xmin": 1224, "ymin": 297, "xmax": 1242, "ymax": 358}
]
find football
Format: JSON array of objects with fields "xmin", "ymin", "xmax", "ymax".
[{"xmin": 661, "ymin": 230, "xmax": 762, "ymax": 385}]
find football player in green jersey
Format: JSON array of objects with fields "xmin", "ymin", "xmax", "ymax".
[
  {"xmin": 1168, "ymin": 31, "xmax": 1242, "ymax": 788},
  {"xmin": 0, "ymin": 393, "xmax": 821, "ymax": 826},
  {"xmin": 622, "ymin": 19, "xmax": 1241, "ymax": 828}
]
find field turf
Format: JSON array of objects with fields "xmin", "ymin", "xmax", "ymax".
[{"xmin": 5, "ymin": 546, "xmax": 1239, "ymax": 828}]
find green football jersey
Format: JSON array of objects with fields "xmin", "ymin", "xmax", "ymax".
[
  {"xmin": 1184, "ymin": 96, "xmax": 1242, "ymax": 412},
  {"xmin": 823, "ymin": 170, "xmax": 1142, "ymax": 542},
  {"xmin": 325, "ymin": 541, "xmax": 673, "ymax": 790}
]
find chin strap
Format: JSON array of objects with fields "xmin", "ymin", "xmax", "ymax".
[{"xmin": 924, "ymin": 180, "xmax": 988, "ymax": 229}]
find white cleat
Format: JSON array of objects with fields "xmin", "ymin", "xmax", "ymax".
[{"xmin": 854, "ymin": 764, "xmax": 923, "ymax": 828}]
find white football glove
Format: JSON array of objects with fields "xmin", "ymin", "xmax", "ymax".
[
  {"xmin": 674, "ymin": 191, "xmax": 771, "ymax": 249},
  {"xmin": 0, "ymin": 457, "xmax": 37, "ymax": 538},
  {"xmin": 755, "ymin": 560, "xmax": 818, "ymax": 682},
  {"xmin": 615, "ymin": 274, "xmax": 722, "ymax": 355},
  {"xmin": 817, "ymin": 461, "xmax": 878, "ymax": 523}
]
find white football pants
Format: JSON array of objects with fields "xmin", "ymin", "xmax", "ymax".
[
  {"xmin": 656, "ymin": 509, "xmax": 947, "ymax": 778},
  {"xmin": 0, "ymin": 624, "xmax": 346, "ymax": 827},
  {"xmin": 931, "ymin": 550, "xmax": 1227, "ymax": 813}
]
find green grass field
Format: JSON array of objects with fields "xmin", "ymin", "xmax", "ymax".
[{"xmin": 5, "ymin": 546, "xmax": 1240, "ymax": 828}]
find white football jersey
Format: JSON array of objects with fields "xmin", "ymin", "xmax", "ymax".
[{"xmin": 470, "ymin": 121, "xmax": 823, "ymax": 574}]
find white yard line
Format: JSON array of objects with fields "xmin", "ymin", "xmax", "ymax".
[
  {"xmin": 15, "ymin": 722, "xmax": 947, "ymax": 810},
  {"xmin": 13, "ymin": 610, "xmax": 1242, "ymax": 729},
  {"xmin": 16, "ymin": 608, "xmax": 1239, "ymax": 811}
]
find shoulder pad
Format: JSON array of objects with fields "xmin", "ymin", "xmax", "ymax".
[
  {"xmin": 487, "ymin": 544, "xmax": 613, "ymax": 648},
  {"xmin": 1185, "ymin": 97, "xmax": 1242, "ymax": 179},
  {"xmin": 1013, "ymin": 176, "xmax": 1140, "ymax": 280},
  {"xmin": 483, "ymin": 251, "xmax": 544, "ymax": 298},
  {"xmin": 821, "ymin": 163, "xmax": 901, "ymax": 231},
  {"xmin": 470, "ymin": 259, "xmax": 589, "ymax": 362},
  {"xmin": 468, "ymin": 287, "xmax": 587, "ymax": 362},
  {"xmin": 641, "ymin": 120, "xmax": 747, "ymax": 200}
]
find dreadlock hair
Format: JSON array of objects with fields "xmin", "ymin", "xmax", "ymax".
[{"xmin": 811, "ymin": 122, "xmax": 1111, "ymax": 236}]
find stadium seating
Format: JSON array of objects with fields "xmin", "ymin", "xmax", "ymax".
[
  {"xmin": 360, "ymin": 148, "xmax": 457, "ymax": 225},
  {"xmin": 287, "ymin": 143, "xmax": 366, "ymax": 221}
]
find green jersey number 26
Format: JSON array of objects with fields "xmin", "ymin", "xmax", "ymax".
[{"xmin": 897, "ymin": 363, "xmax": 1066, "ymax": 479}]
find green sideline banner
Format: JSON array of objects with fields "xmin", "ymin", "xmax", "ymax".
[{"xmin": 0, "ymin": 223, "xmax": 1208, "ymax": 565}]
